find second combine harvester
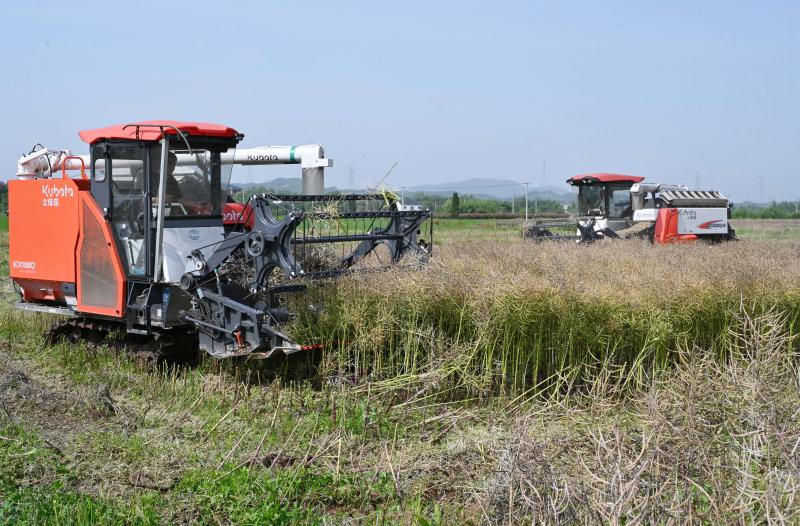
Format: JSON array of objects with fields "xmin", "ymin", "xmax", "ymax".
[
  {"xmin": 10, "ymin": 121, "xmax": 432, "ymax": 359},
  {"xmin": 525, "ymin": 173, "xmax": 735, "ymax": 243}
]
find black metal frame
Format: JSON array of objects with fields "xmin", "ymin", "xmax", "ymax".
[
  {"xmin": 179, "ymin": 192, "xmax": 433, "ymax": 358},
  {"xmin": 280, "ymin": 194, "xmax": 432, "ymax": 271},
  {"xmin": 195, "ymin": 193, "xmax": 432, "ymax": 288}
]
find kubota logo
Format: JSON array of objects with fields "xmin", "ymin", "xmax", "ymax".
[
  {"xmin": 698, "ymin": 220, "xmax": 726, "ymax": 229},
  {"xmin": 12, "ymin": 261, "xmax": 36, "ymax": 271},
  {"xmin": 41, "ymin": 184, "xmax": 75, "ymax": 199},
  {"xmin": 224, "ymin": 210, "xmax": 244, "ymax": 222},
  {"xmin": 246, "ymin": 154, "xmax": 278, "ymax": 162}
]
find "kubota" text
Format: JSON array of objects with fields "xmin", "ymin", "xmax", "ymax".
[{"xmin": 41, "ymin": 183, "xmax": 75, "ymax": 207}]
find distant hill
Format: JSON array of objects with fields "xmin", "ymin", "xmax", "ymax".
[
  {"xmin": 406, "ymin": 178, "xmax": 574, "ymax": 201},
  {"xmin": 236, "ymin": 177, "xmax": 574, "ymax": 202}
]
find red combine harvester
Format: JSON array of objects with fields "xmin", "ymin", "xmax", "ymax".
[
  {"xmin": 10, "ymin": 121, "xmax": 431, "ymax": 359},
  {"xmin": 524, "ymin": 173, "xmax": 735, "ymax": 243}
]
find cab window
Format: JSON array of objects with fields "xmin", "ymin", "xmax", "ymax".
[
  {"xmin": 578, "ymin": 185, "xmax": 605, "ymax": 215},
  {"xmin": 148, "ymin": 145, "xmax": 228, "ymax": 218},
  {"xmin": 608, "ymin": 186, "xmax": 632, "ymax": 218}
]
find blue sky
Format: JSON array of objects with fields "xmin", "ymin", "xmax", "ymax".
[{"xmin": 1, "ymin": 1, "xmax": 798, "ymax": 201}]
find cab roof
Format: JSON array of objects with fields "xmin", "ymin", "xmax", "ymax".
[
  {"xmin": 79, "ymin": 120, "xmax": 240, "ymax": 144},
  {"xmin": 567, "ymin": 173, "xmax": 645, "ymax": 185}
]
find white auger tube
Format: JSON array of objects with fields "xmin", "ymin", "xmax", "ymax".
[{"xmin": 220, "ymin": 145, "xmax": 332, "ymax": 195}]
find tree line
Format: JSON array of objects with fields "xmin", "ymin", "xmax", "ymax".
[{"xmin": 730, "ymin": 201, "xmax": 800, "ymax": 219}]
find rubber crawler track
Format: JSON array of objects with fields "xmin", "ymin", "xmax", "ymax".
[{"xmin": 46, "ymin": 318, "xmax": 200, "ymax": 365}]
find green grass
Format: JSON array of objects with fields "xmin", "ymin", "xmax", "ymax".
[
  {"xmin": 0, "ymin": 485, "xmax": 161, "ymax": 526},
  {"xmin": 178, "ymin": 467, "xmax": 397, "ymax": 525},
  {"xmin": 0, "ymin": 421, "xmax": 161, "ymax": 525},
  {"xmin": 431, "ymin": 217, "xmax": 523, "ymax": 245},
  {"xmin": 0, "ymin": 310, "xmax": 461, "ymax": 524},
  {"xmin": 0, "ymin": 416, "xmax": 398, "ymax": 525}
]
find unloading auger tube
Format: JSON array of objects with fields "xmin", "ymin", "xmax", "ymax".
[{"xmin": 176, "ymin": 193, "xmax": 432, "ymax": 359}]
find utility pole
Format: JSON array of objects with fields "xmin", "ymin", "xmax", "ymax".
[
  {"xmin": 511, "ymin": 195, "xmax": 515, "ymax": 214},
  {"xmin": 400, "ymin": 186, "xmax": 406, "ymax": 205},
  {"xmin": 524, "ymin": 182, "xmax": 529, "ymax": 223}
]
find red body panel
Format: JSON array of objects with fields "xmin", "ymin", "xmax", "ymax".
[
  {"xmin": 223, "ymin": 202, "xmax": 255, "ymax": 229},
  {"xmin": 568, "ymin": 173, "xmax": 645, "ymax": 184},
  {"xmin": 79, "ymin": 120, "xmax": 239, "ymax": 144},
  {"xmin": 653, "ymin": 208, "xmax": 697, "ymax": 244},
  {"xmin": 9, "ymin": 177, "xmax": 89, "ymax": 302},
  {"xmin": 75, "ymin": 193, "xmax": 126, "ymax": 317}
]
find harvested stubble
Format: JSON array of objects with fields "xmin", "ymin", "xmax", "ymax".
[{"xmin": 292, "ymin": 239, "xmax": 800, "ymax": 395}]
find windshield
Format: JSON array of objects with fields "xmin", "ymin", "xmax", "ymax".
[
  {"xmin": 578, "ymin": 185, "xmax": 605, "ymax": 215},
  {"xmin": 148, "ymin": 144, "xmax": 235, "ymax": 217}
]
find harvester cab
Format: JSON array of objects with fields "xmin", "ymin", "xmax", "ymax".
[
  {"xmin": 10, "ymin": 121, "xmax": 432, "ymax": 360},
  {"xmin": 568, "ymin": 173, "xmax": 644, "ymax": 240},
  {"xmin": 524, "ymin": 172, "xmax": 735, "ymax": 243},
  {"xmin": 84, "ymin": 123, "xmax": 241, "ymax": 284}
]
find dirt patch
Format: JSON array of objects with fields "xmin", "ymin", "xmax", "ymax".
[{"xmin": 0, "ymin": 351, "xmax": 90, "ymax": 436}]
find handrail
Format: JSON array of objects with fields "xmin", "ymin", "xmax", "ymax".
[
  {"xmin": 121, "ymin": 123, "xmax": 194, "ymax": 153},
  {"xmin": 61, "ymin": 156, "xmax": 87, "ymax": 180}
]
